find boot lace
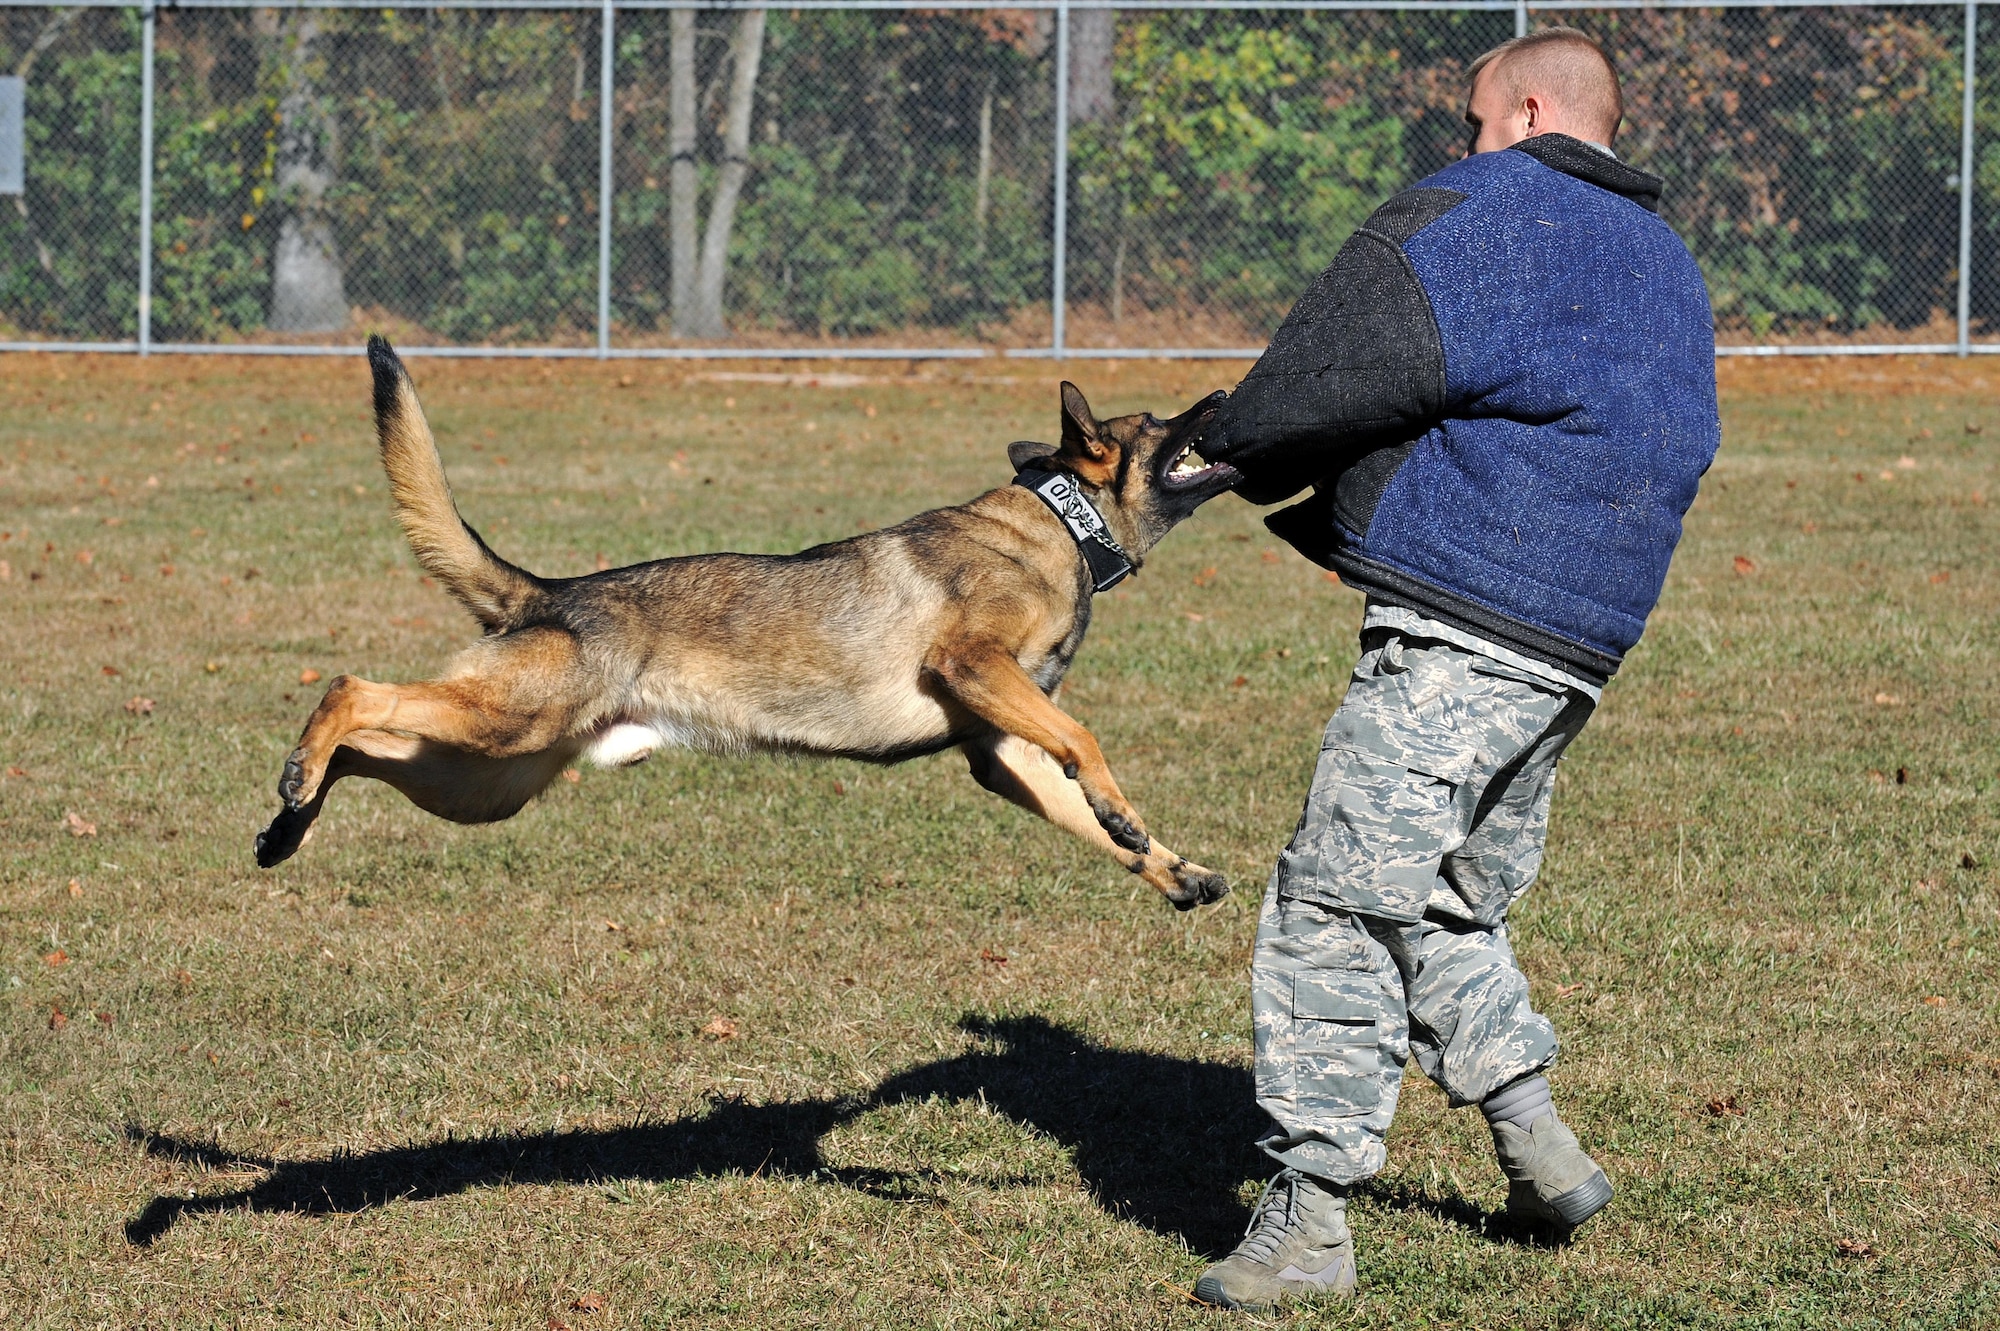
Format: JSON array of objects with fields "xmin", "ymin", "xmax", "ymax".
[{"xmin": 1233, "ymin": 1170, "xmax": 1305, "ymax": 1265}]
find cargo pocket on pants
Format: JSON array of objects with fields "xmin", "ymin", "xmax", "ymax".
[
  {"xmin": 1292, "ymin": 971, "xmax": 1386, "ymax": 1116},
  {"xmin": 1319, "ymin": 753, "xmax": 1463, "ymax": 922}
]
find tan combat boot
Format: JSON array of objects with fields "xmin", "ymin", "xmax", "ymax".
[
  {"xmin": 1491, "ymin": 1113, "xmax": 1614, "ymax": 1226},
  {"xmin": 1193, "ymin": 1169, "xmax": 1355, "ymax": 1312}
]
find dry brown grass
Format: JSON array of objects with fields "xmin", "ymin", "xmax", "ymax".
[{"xmin": 1, "ymin": 351, "xmax": 1996, "ymax": 1327}]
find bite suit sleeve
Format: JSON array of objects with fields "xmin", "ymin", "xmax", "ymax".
[{"xmin": 1204, "ymin": 189, "xmax": 1462, "ymax": 506}]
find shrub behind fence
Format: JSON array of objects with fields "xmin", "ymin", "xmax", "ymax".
[{"xmin": 0, "ymin": 1, "xmax": 1994, "ymax": 357}]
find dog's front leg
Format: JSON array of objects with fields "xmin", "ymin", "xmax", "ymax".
[
  {"xmin": 927, "ymin": 643, "xmax": 1151, "ymax": 853},
  {"xmin": 962, "ymin": 734, "xmax": 1229, "ymax": 910}
]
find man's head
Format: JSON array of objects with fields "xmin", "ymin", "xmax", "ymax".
[{"xmin": 1464, "ymin": 28, "xmax": 1622, "ymax": 155}]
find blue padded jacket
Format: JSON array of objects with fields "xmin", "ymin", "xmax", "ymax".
[{"xmin": 1204, "ymin": 135, "xmax": 1721, "ymax": 683}]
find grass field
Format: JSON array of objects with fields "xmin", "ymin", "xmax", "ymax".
[{"xmin": 1, "ymin": 351, "xmax": 1996, "ymax": 1328}]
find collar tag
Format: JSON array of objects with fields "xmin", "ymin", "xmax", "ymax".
[{"xmin": 1014, "ymin": 469, "xmax": 1135, "ymax": 593}]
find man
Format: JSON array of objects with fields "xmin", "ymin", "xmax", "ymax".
[{"xmin": 1188, "ymin": 29, "xmax": 1720, "ymax": 1311}]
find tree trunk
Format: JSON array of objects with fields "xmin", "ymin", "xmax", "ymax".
[
  {"xmin": 688, "ymin": 8, "xmax": 764, "ymax": 339},
  {"xmin": 667, "ymin": 8, "xmax": 698, "ymax": 335},
  {"xmin": 974, "ymin": 80, "xmax": 993, "ymax": 252},
  {"xmin": 1069, "ymin": 9, "xmax": 1115, "ymax": 125},
  {"xmin": 267, "ymin": 13, "xmax": 348, "ymax": 333}
]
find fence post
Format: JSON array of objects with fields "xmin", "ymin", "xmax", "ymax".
[
  {"xmin": 1515, "ymin": 1, "xmax": 1528, "ymax": 40},
  {"xmin": 138, "ymin": 4, "xmax": 155, "ymax": 354},
  {"xmin": 1961, "ymin": 0, "xmax": 1977, "ymax": 356},
  {"xmin": 598, "ymin": 0, "xmax": 614, "ymax": 357},
  {"xmin": 1052, "ymin": 0, "xmax": 1069, "ymax": 359}
]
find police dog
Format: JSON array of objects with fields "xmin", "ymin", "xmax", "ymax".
[{"xmin": 253, "ymin": 338, "xmax": 1240, "ymax": 908}]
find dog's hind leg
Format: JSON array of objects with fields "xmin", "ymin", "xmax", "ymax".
[
  {"xmin": 278, "ymin": 629, "xmax": 586, "ymax": 812},
  {"xmin": 962, "ymin": 734, "xmax": 1229, "ymax": 910},
  {"xmin": 256, "ymin": 731, "xmax": 579, "ymax": 867}
]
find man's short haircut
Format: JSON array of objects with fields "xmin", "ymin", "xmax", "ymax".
[{"xmin": 1468, "ymin": 27, "xmax": 1624, "ymax": 144}]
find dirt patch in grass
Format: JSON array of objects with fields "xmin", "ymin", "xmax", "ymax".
[{"xmin": 1, "ymin": 351, "xmax": 1997, "ymax": 1327}]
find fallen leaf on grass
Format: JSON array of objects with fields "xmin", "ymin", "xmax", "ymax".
[
  {"xmin": 1193, "ymin": 566, "xmax": 1217, "ymax": 587},
  {"xmin": 1929, "ymin": 570, "xmax": 1951, "ymax": 585},
  {"xmin": 6, "ymin": 766, "xmax": 26, "ymax": 778},
  {"xmin": 1552, "ymin": 982, "xmax": 1585, "ymax": 999},
  {"xmin": 1873, "ymin": 692, "xmax": 1901, "ymax": 706},
  {"xmin": 1231, "ymin": 675, "xmax": 1249, "ymax": 688},
  {"xmin": 1923, "ymin": 995, "xmax": 1948, "ymax": 1008},
  {"xmin": 67, "ymin": 879, "xmax": 82, "ymax": 897},
  {"xmin": 594, "ymin": 553, "xmax": 612, "ymax": 571},
  {"xmin": 45, "ymin": 950, "xmax": 67, "ymax": 967},
  {"xmin": 123, "ymin": 696, "xmax": 154, "ymax": 715},
  {"xmin": 1704, "ymin": 1094, "xmax": 1746, "ymax": 1117},
  {"xmin": 100, "ymin": 664, "xmax": 120, "ymax": 677},
  {"xmin": 1323, "ymin": 570, "xmax": 1342, "ymax": 584},
  {"xmin": 48, "ymin": 1009, "xmax": 67, "ymax": 1031},
  {"xmin": 1835, "ymin": 1238, "xmax": 1877, "ymax": 1259},
  {"xmin": 1732, "ymin": 555, "xmax": 1756, "ymax": 575},
  {"xmin": 174, "ymin": 968, "xmax": 193, "ymax": 987},
  {"xmin": 1181, "ymin": 612, "xmax": 1206, "ymax": 623},
  {"xmin": 299, "ymin": 668, "xmax": 321, "ymax": 685},
  {"xmin": 699, "ymin": 1016, "xmax": 738, "ymax": 1040},
  {"xmin": 980, "ymin": 948, "xmax": 1009, "ymax": 967},
  {"xmin": 63, "ymin": 811, "xmax": 96, "ymax": 838},
  {"xmin": 1261, "ymin": 549, "xmax": 1281, "ymax": 564},
  {"xmin": 570, "ymin": 1292, "xmax": 607, "ymax": 1313},
  {"xmin": 95, "ymin": 1011, "xmax": 113, "ymax": 1026},
  {"xmin": 603, "ymin": 920, "xmax": 623, "ymax": 933},
  {"xmin": 1896, "ymin": 456, "xmax": 1917, "ymax": 470},
  {"xmin": 562, "ymin": 769, "xmax": 580, "ymax": 784}
]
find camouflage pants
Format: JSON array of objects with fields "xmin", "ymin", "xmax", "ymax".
[{"xmin": 1252, "ymin": 629, "xmax": 1595, "ymax": 1184}]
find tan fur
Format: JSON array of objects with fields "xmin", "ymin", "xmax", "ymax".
[{"xmin": 256, "ymin": 338, "xmax": 1237, "ymax": 910}]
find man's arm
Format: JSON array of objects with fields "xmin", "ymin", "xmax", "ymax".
[{"xmin": 1203, "ymin": 189, "xmax": 1463, "ymax": 506}]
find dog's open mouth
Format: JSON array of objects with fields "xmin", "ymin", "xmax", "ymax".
[{"xmin": 1161, "ymin": 439, "xmax": 1236, "ymax": 489}]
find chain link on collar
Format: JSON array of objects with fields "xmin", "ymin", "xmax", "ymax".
[{"xmin": 1012, "ymin": 468, "xmax": 1134, "ymax": 593}]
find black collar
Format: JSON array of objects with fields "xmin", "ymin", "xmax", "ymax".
[
  {"xmin": 1509, "ymin": 134, "xmax": 1663, "ymax": 213},
  {"xmin": 1013, "ymin": 468, "xmax": 1135, "ymax": 592}
]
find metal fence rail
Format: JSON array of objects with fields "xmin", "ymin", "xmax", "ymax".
[{"xmin": 2, "ymin": 0, "xmax": 1996, "ymax": 358}]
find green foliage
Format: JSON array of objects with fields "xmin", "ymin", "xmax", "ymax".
[
  {"xmin": 0, "ymin": 7, "xmax": 1988, "ymax": 344},
  {"xmin": 1071, "ymin": 13, "xmax": 1407, "ymax": 335},
  {"xmin": 0, "ymin": 11, "xmax": 142, "ymax": 340}
]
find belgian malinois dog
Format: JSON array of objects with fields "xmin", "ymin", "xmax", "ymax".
[{"xmin": 254, "ymin": 338, "xmax": 1240, "ymax": 907}]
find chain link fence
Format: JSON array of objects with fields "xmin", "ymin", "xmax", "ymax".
[{"xmin": 0, "ymin": 1, "xmax": 1994, "ymax": 358}]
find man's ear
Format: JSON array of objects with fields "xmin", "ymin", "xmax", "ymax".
[
  {"xmin": 1058, "ymin": 382, "xmax": 1109, "ymax": 462},
  {"xmin": 1008, "ymin": 439, "xmax": 1060, "ymax": 472}
]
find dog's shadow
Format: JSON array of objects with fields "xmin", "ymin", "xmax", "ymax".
[{"xmin": 124, "ymin": 1015, "xmax": 1272, "ymax": 1254}]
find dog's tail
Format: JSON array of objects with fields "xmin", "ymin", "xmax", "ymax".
[{"xmin": 368, "ymin": 335, "xmax": 546, "ymax": 633}]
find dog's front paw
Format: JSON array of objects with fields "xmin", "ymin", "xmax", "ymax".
[
  {"xmin": 1096, "ymin": 808, "xmax": 1150, "ymax": 856},
  {"xmin": 1163, "ymin": 859, "xmax": 1230, "ymax": 912}
]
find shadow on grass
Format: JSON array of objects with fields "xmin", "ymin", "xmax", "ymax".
[
  {"xmin": 1358, "ymin": 1176, "xmax": 1577, "ymax": 1250},
  {"xmin": 124, "ymin": 1015, "xmax": 1270, "ymax": 1254}
]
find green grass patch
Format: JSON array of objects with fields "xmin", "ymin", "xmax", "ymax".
[{"xmin": 1, "ymin": 353, "xmax": 1996, "ymax": 1327}]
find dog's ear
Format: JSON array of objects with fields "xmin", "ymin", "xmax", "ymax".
[
  {"xmin": 1008, "ymin": 439, "xmax": 1060, "ymax": 472},
  {"xmin": 1058, "ymin": 383, "xmax": 1108, "ymax": 462},
  {"xmin": 1055, "ymin": 383, "xmax": 1118, "ymax": 485}
]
